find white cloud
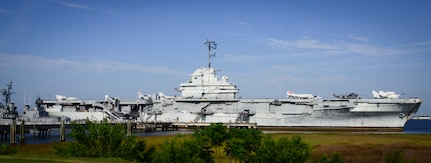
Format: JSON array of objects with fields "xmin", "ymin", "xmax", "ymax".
[
  {"xmin": 0, "ymin": 9, "xmax": 9, "ymax": 14},
  {"xmin": 266, "ymin": 38, "xmax": 403, "ymax": 56},
  {"xmin": 266, "ymin": 38, "xmax": 338, "ymax": 50},
  {"xmin": 393, "ymin": 41, "xmax": 431, "ymax": 48},
  {"xmin": 0, "ymin": 53, "xmax": 186, "ymax": 76},
  {"xmin": 222, "ymin": 54, "xmax": 283, "ymax": 62},
  {"xmin": 348, "ymin": 43, "xmax": 401, "ymax": 56},
  {"xmin": 348, "ymin": 35, "xmax": 370, "ymax": 42},
  {"xmin": 237, "ymin": 21, "xmax": 253, "ymax": 29},
  {"xmin": 59, "ymin": 2, "xmax": 119, "ymax": 15},
  {"xmin": 60, "ymin": 2, "xmax": 95, "ymax": 10}
]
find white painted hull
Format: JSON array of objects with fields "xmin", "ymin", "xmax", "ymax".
[
  {"xmin": 40, "ymin": 95, "xmax": 421, "ymax": 128},
  {"xmin": 147, "ymin": 98, "xmax": 421, "ymax": 128},
  {"xmin": 45, "ymin": 108, "xmax": 105, "ymax": 121}
]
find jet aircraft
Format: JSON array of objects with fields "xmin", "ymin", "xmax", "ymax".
[
  {"xmin": 372, "ymin": 90, "xmax": 400, "ymax": 99},
  {"xmin": 287, "ymin": 91, "xmax": 315, "ymax": 99},
  {"xmin": 55, "ymin": 95, "xmax": 78, "ymax": 101}
]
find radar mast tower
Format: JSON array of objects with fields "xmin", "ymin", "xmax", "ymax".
[{"xmin": 204, "ymin": 39, "xmax": 217, "ymax": 68}]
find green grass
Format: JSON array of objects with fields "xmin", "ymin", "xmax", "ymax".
[
  {"xmin": 0, "ymin": 154, "xmax": 132, "ymax": 163},
  {"xmin": 0, "ymin": 133, "xmax": 430, "ymax": 163}
]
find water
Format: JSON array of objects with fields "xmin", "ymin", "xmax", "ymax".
[
  {"xmin": 0, "ymin": 128, "xmax": 195, "ymax": 145},
  {"xmin": 1, "ymin": 119, "xmax": 430, "ymax": 145},
  {"xmin": 403, "ymin": 119, "xmax": 431, "ymax": 134}
]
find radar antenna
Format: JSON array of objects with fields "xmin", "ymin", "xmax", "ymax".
[
  {"xmin": 1, "ymin": 81, "xmax": 17, "ymax": 119},
  {"xmin": 204, "ymin": 39, "xmax": 217, "ymax": 68},
  {"xmin": 2, "ymin": 81, "xmax": 14, "ymax": 104}
]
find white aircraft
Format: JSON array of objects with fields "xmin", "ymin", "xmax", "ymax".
[
  {"xmin": 158, "ymin": 92, "xmax": 176, "ymax": 100},
  {"xmin": 55, "ymin": 95, "xmax": 78, "ymax": 101},
  {"xmin": 137, "ymin": 92, "xmax": 151, "ymax": 100},
  {"xmin": 104, "ymin": 95, "xmax": 112, "ymax": 101},
  {"xmin": 287, "ymin": 91, "xmax": 315, "ymax": 99},
  {"xmin": 372, "ymin": 90, "xmax": 400, "ymax": 99}
]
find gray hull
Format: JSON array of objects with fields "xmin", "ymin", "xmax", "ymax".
[{"xmin": 148, "ymin": 98, "xmax": 421, "ymax": 128}]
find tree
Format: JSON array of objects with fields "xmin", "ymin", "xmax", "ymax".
[
  {"xmin": 256, "ymin": 136, "xmax": 312, "ymax": 163},
  {"xmin": 193, "ymin": 123, "xmax": 228, "ymax": 147},
  {"xmin": 224, "ymin": 128, "xmax": 262, "ymax": 162},
  {"xmin": 151, "ymin": 135, "xmax": 213, "ymax": 163},
  {"xmin": 118, "ymin": 136, "xmax": 155, "ymax": 162},
  {"xmin": 193, "ymin": 123, "xmax": 228, "ymax": 162},
  {"xmin": 54, "ymin": 119, "xmax": 154, "ymax": 162}
]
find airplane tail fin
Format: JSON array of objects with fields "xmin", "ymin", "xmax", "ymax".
[
  {"xmin": 372, "ymin": 90, "xmax": 379, "ymax": 98},
  {"xmin": 137, "ymin": 91, "xmax": 144, "ymax": 98},
  {"xmin": 56, "ymin": 95, "xmax": 65, "ymax": 101}
]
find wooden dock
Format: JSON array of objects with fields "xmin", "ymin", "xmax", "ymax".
[
  {"xmin": 0, "ymin": 120, "xmax": 67, "ymax": 144},
  {"xmin": 0, "ymin": 119, "xmax": 258, "ymax": 144}
]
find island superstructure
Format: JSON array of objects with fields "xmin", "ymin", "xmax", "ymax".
[{"xmin": 33, "ymin": 40, "xmax": 421, "ymax": 129}]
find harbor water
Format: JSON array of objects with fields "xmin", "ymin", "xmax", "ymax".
[{"xmin": 403, "ymin": 119, "xmax": 431, "ymax": 134}]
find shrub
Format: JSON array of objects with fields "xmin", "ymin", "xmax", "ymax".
[
  {"xmin": 256, "ymin": 136, "xmax": 312, "ymax": 163},
  {"xmin": 151, "ymin": 135, "xmax": 213, "ymax": 163},
  {"xmin": 224, "ymin": 128, "xmax": 262, "ymax": 162},
  {"xmin": 54, "ymin": 119, "xmax": 154, "ymax": 162},
  {"xmin": 314, "ymin": 153, "xmax": 345, "ymax": 163},
  {"xmin": 118, "ymin": 136, "xmax": 155, "ymax": 162},
  {"xmin": 0, "ymin": 143, "xmax": 17, "ymax": 155}
]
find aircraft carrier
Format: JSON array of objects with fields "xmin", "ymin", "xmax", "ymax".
[{"xmin": 16, "ymin": 40, "xmax": 423, "ymax": 129}]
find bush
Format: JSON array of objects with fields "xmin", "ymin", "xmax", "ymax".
[
  {"xmin": 384, "ymin": 148, "xmax": 419, "ymax": 163},
  {"xmin": 118, "ymin": 136, "xmax": 155, "ymax": 162},
  {"xmin": 314, "ymin": 153, "xmax": 345, "ymax": 163},
  {"xmin": 151, "ymin": 135, "xmax": 213, "ymax": 163},
  {"xmin": 385, "ymin": 149, "xmax": 405, "ymax": 163},
  {"xmin": 192, "ymin": 123, "xmax": 228, "ymax": 162},
  {"xmin": 224, "ymin": 128, "xmax": 263, "ymax": 162},
  {"xmin": 54, "ymin": 119, "xmax": 154, "ymax": 162},
  {"xmin": 191, "ymin": 123, "xmax": 312, "ymax": 163},
  {"xmin": 256, "ymin": 136, "xmax": 312, "ymax": 163},
  {"xmin": 54, "ymin": 141, "xmax": 89, "ymax": 157},
  {"xmin": 0, "ymin": 143, "xmax": 17, "ymax": 155}
]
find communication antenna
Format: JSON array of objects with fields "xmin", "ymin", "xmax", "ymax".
[
  {"xmin": 2, "ymin": 81, "xmax": 14, "ymax": 104},
  {"xmin": 204, "ymin": 39, "xmax": 217, "ymax": 68}
]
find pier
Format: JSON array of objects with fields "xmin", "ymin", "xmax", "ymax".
[
  {"xmin": 0, "ymin": 120, "xmax": 68, "ymax": 144},
  {"xmin": 0, "ymin": 119, "xmax": 258, "ymax": 144}
]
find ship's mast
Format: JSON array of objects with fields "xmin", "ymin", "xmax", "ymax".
[
  {"xmin": 1, "ymin": 81, "xmax": 17, "ymax": 119},
  {"xmin": 2, "ymin": 81, "xmax": 14, "ymax": 105},
  {"xmin": 204, "ymin": 39, "xmax": 217, "ymax": 68}
]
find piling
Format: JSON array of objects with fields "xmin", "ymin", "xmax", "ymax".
[
  {"xmin": 32, "ymin": 124, "xmax": 36, "ymax": 137},
  {"xmin": 10, "ymin": 119, "xmax": 16, "ymax": 144},
  {"xmin": 20, "ymin": 120, "xmax": 25, "ymax": 144},
  {"xmin": 60, "ymin": 120, "xmax": 65, "ymax": 142},
  {"xmin": 126, "ymin": 119, "xmax": 132, "ymax": 136},
  {"xmin": 1, "ymin": 130, "xmax": 6, "ymax": 140}
]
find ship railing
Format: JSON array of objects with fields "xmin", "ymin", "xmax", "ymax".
[{"xmin": 355, "ymin": 98, "xmax": 422, "ymax": 104}]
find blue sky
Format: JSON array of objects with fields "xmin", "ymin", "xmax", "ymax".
[{"xmin": 1, "ymin": 0, "xmax": 431, "ymax": 115}]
